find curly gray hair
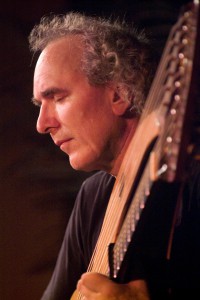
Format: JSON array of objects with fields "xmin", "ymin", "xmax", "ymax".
[{"xmin": 29, "ymin": 12, "xmax": 157, "ymax": 115}]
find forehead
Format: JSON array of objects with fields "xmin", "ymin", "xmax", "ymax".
[
  {"xmin": 35, "ymin": 36, "xmax": 84, "ymax": 76},
  {"xmin": 33, "ymin": 36, "xmax": 86, "ymax": 99}
]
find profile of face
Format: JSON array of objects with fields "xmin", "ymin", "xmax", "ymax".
[{"xmin": 33, "ymin": 37, "xmax": 132, "ymax": 173}]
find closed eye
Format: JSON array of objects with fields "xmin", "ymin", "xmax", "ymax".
[
  {"xmin": 55, "ymin": 96, "xmax": 66, "ymax": 103},
  {"xmin": 31, "ymin": 88, "xmax": 69, "ymax": 107}
]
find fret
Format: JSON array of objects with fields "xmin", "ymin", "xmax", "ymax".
[
  {"xmin": 84, "ymin": 0, "xmax": 200, "ymax": 286},
  {"xmin": 109, "ymin": 2, "xmax": 200, "ymax": 280}
]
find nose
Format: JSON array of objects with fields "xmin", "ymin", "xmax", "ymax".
[{"xmin": 36, "ymin": 103, "xmax": 59, "ymax": 134}]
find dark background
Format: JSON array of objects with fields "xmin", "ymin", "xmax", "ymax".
[{"xmin": 0, "ymin": 0, "xmax": 190, "ymax": 299}]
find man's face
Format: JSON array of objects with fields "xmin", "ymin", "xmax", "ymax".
[{"xmin": 33, "ymin": 37, "xmax": 125, "ymax": 172}]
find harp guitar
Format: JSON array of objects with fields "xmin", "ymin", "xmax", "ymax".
[{"xmin": 71, "ymin": 1, "xmax": 200, "ymax": 299}]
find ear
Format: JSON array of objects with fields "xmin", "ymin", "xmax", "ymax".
[{"xmin": 111, "ymin": 91, "xmax": 131, "ymax": 116}]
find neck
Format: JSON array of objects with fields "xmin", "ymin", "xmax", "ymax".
[{"xmin": 110, "ymin": 119, "xmax": 139, "ymax": 177}]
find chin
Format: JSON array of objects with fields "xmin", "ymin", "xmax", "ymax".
[{"xmin": 69, "ymin": 158, "xmax": 96, "ymax": 172}]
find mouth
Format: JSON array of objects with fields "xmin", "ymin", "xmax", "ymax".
[{"xmin": 55, "ymin": 139, "xmax": 72, "ymax": 148}]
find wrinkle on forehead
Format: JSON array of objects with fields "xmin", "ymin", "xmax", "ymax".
[
  {"xmin": 34, "ymin": 35, "xmax": 85, "ymax": 92},
  {"xmin": 49, "ymin": 35, "xmax": 83, "ymax": 53},
  {"xmin": 33, "ymin": 35, "xmax": 88, "ymax": 101},
  {"xmin": 36, "ymin": 35, "xmax": 84, "ymax": 73}
]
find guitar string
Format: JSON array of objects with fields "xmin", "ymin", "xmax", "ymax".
[
  {"xmin": 85, "ymin": 5, "xmax": 193, "ymax": 279},
  {"xmin": 75, "ymin": 5, "xmax": 198, "ymax": 299}
]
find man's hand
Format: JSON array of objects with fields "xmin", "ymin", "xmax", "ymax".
[{"xmin": 77, "ymin": 272, "xmax": 150, "ymax": 300}]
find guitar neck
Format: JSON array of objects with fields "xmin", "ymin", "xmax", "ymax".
[{"xmin": 109, "ymin": 0, "xmax": 200, "ymax": 281}]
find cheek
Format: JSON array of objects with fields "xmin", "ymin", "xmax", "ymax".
[
  {"xmin": 83, "ymin": 117, "xmax": 115, "ymax": 154},
  {"xmin": 73, "ymin": 115, "xmax": 109, "ymax": 155},
  {"xmin": 57, "ymin": 97, "xmax": 115, "ymax": 151},
  {"xmin": 57, "ymin": 104, "xmax": 75, "ymax": 127}
]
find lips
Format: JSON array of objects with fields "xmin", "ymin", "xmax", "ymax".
[{"xmin": 55, "ymin": 138, "xmax": 72, "ymax": 147}]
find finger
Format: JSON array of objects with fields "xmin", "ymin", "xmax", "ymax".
[
  {"xmin": 77, "ymin": 277, "xmax": 100, "ymax": 299},
  {"xmin": 78, "ymin": 273, "xmax": 110, "ymax": 292}
]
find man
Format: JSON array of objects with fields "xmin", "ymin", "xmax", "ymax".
[{"xmin": 29, "ymin": 12, "xmax": 200, "ymax": 300}]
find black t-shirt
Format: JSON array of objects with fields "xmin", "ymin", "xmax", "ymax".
[
  {"xmin": 41, "ymin": 162, "xmax": 200, "ymax": 300},
  {"xmin": 41, "ymin": 171, "xmax": 115, "ymax": 300}
]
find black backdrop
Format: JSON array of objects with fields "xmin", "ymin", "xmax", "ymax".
[{"xmin": 0, "ymin": 1, "xmax": 190, "ymax": 299}]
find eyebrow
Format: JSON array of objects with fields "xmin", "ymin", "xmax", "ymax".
[
  {"xmin": 31, "ymin": 97, "xmax": 41, "ymax": 106},
  {"xmin": 31, "ymin": 87, "xmax": 68, "ymax": 106}
]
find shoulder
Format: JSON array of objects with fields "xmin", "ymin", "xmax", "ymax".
[
  {"xmin": 74, "ymin": 171, "xmax": 116, "ymax": 261},
  {"xmin": 73, "ymin": 171, "xmax": 115, "ymax": 216},
  {"xmin": 75, "ymin": 171, "xmax": 115, "ymax": 228},
  {"xmin": 81, "ymin": 171, "xmax": 115, "ymax": 194}
]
